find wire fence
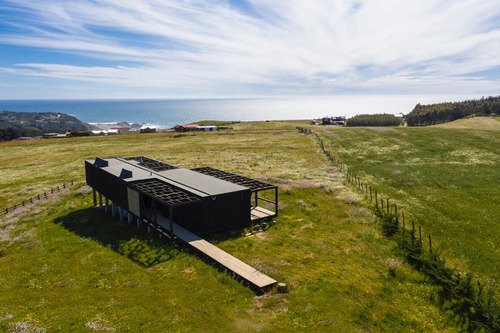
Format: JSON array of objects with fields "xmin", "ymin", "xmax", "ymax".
[
  {"xmin": 297, "ymin": 126, "xmax": 499, "ymax": 331},
  {"xmin": 0, "ymin": 181, "xmax": 74, "ymax": 216}
]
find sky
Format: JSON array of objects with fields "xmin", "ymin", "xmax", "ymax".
[{"xmin": 1, "ymin": 0, "xmax": 500, "ymax": 100}]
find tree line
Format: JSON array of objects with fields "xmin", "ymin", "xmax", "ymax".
[
  {"xmin": 0, "ymin": 127, "xmax": 42, "ymax": 141},
  {"xmin": 346, "ymin": 113, "xmax": 402, "ymax": 127},
  {"xmin": 406, "ymin": 96, "xmax": 500, "ymax": 126}
]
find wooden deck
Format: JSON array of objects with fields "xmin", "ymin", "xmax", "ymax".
[
  {"xmin": 251, "ymin": 206, "xmax": 276, "ymax": 221},
  {"xmin": 155, "ymin": 214, "xmax": 276, "ymax": 290}
]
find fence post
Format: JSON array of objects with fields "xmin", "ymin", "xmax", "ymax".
[
  {"xmin": 429, "ymin": 234, "xmax": 432, "ymax": 254},
  {"xmin": 395, "ymin": 205, "xmax": 398, "ymax": 222},
  {"xmin": 419, "ymin": 226, "xmax": 422, "ymax": 247},
  {"xmin": 375, "ymin": 190, "xmax": 378, "ymax": 209},
  {"xmin": 386, "ymin": 198, "xmax": 389, "ymax": 214},
  {"xmin": 381, "ymin": 198, "xmax": 384, "ymax": 211},
  {"xmin": 63, "ymin": 183, "xmax": 66, "ymax": 189},
  {"xmin": 71, "ymin": 181, "xmax": 74, "ymax": 186},
  {"xmin": 402, "ymin": 211, "xmax": 405, "ymax": 236}
]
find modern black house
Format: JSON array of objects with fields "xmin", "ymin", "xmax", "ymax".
[{"xmin": 85, "ymin": 156, "xmax": 277, "ymax": 235}]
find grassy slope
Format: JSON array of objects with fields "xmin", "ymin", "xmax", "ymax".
[
  {"xmin": 0, "ymin": 122, "xmax": 458, "ymax": 331},
  {"xmin": 316, "ymin": 117, "xmax": 500, "ymax": 283}
]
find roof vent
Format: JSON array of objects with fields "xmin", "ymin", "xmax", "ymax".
[
  {"xmin": 120, "ymin": 168, "xmax": 133, "ymax": 179},
  {"xmin": 94, "ymin": 157, "xmax": 108, "ymax": 167}
]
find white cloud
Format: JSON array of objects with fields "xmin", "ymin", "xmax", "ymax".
[{"xmin": 1, "ymin": 0, "xmax": 500, "ymax": 97}]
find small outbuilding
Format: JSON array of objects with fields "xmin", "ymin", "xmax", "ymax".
[
  {"xmin": 139, "ymin": 127, "xmax": 156, "ymax": 134},
  {"xmin": 199, "ymin": 125, "xmax": 217, "ymax": 132},
  {"xmin": 174, "ymin": 124, "xmax": 200, "ymax": 132}
]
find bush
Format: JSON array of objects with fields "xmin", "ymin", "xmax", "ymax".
[{"xmin": 346, "ymin": 114, "xmax": 402, "ymax": 127}]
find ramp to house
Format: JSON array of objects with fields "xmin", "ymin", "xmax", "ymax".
[{"xmin": 155, "ymin": 216, "xmax": 276, "ymax": 290}]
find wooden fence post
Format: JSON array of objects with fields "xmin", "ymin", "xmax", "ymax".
[
  {"xmin": 429, "ymin": 234, "xmax": 432, "ymax": 254},
  {"xmin": 402, "ymin": 211, "xmax": 405, "ymax": 236},
  {"xmin": 381, "ymin": 198, "xmax": 384, "ymax": 211},
  {"xmin": 386, "ymin": 198, "xmax": 389, "ymax": 214},
  {"xmin": 395, "ymin": 205, "xmax": 398, "ymax": 222},
  {"xmin": 375, "ymin": 190, "xmax": 378, "ymax": 209}
]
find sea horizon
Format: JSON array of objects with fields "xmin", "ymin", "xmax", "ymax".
[{"xmin": 0, "ymin": 94, "xmax": 481, "ymax": 129}]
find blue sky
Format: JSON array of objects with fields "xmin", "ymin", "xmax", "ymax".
[{"xmin": 1, "ymin": 0, "xmax": 500, "ymax": 99}]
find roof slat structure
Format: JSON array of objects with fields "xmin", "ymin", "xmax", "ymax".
[
  {"xmin": 192, "ymin": 167, "xmax": 276, "ymax": 192},
  {"xmin": 125, "ymin": 156, "xmax": 177, "ymax": 172},
  {"xmin": 131, "ymin": 179, "xmax": 201, "ymax": 207}
]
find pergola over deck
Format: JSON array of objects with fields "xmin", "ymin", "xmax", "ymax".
[{"xmin": 192, "ymin": 167, "xmax": 278, "ymax": 221}]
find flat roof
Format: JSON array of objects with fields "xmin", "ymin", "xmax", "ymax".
[
  {"xmin": 86, "ymin": 157, "xmax": 248, "ymax": 198},
  {"xmin": 158, "ymin": 168, "xmax": 247, "ymax": 196}
]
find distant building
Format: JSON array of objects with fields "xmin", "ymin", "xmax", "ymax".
[
  {"xmin": 140, "ymin": 127, "xmax": 156, "ymax": 134},
  {"xmin": 91, "ymin": 130, "xmax": 106, "ymax": 136},
  {"xmin": 110, "ymin": 127, "xmax": 131, "ymax": 133},
  {"xmin": 174, "ymin": 124, "xmax": 218, "ymax": 132},
  {"xmin": 321, "ymin": 116, "xmax": 345, "ymax": 125},
  {"xmin": 174, "ymin": 124, "xmax": 200, "ymax": 132},
  {"xmin": 107, "ymin": 129, "xmax": 119, "ymax": 135},
  {"xmin": 199, "ymin": 126, "xmax": 217, "ymax": 132},
  {"xmin": 43, "ymin": 132, "xmax": 67, "ymax": 138}
]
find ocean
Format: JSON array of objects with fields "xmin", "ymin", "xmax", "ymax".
[{"xmin": 0, "ymin": 95, "xmax": 469, "ymax": 129}]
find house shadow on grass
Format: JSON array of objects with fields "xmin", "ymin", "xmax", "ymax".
[
  {"xmin": 55, "ymin": 207, "xmax": 275, "ymax": 294},
  {"xmin": 54, "ymin": 207, "xmax": 184, "ymax": 268}
]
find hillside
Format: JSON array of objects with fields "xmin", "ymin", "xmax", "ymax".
[
  {"xmin": 0, "ymin": 121, "xmax": 464, "ymax": 332},
  {"xmin": 0, "ymin": 111, "xmax": 90, "ymax": 132},
  {"xmin": 316, "ymin": 117, "xmax": 500, "ymax": 283},
  {"xmin": 406, "ymin": 95, "xmax": 500, "ymax": 126}
]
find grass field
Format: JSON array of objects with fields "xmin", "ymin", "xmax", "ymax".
[
  {"xmin": 316, "ymin": 117, "xmax": 500, "ymax": 284},
  {"xmin": 0, "ymin": 120, "xmax": 486, "ymax": 331}
]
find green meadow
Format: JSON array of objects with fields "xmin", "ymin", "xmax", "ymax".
[
  {"xmin": 0, "ymin": 119, "xmax": 496, "ymax": 331},
  {"xmin": 316, "ymin": 117, "xmax": 500, "ymax": 283}
]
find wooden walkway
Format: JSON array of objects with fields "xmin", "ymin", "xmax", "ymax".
[
  {"xmin": 251, "ymin": 206, "xmax": 275, "ymax": 221},
  {"xmin": 156, "ymin": 215, "xmax": 276, "ymax": 290}
]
